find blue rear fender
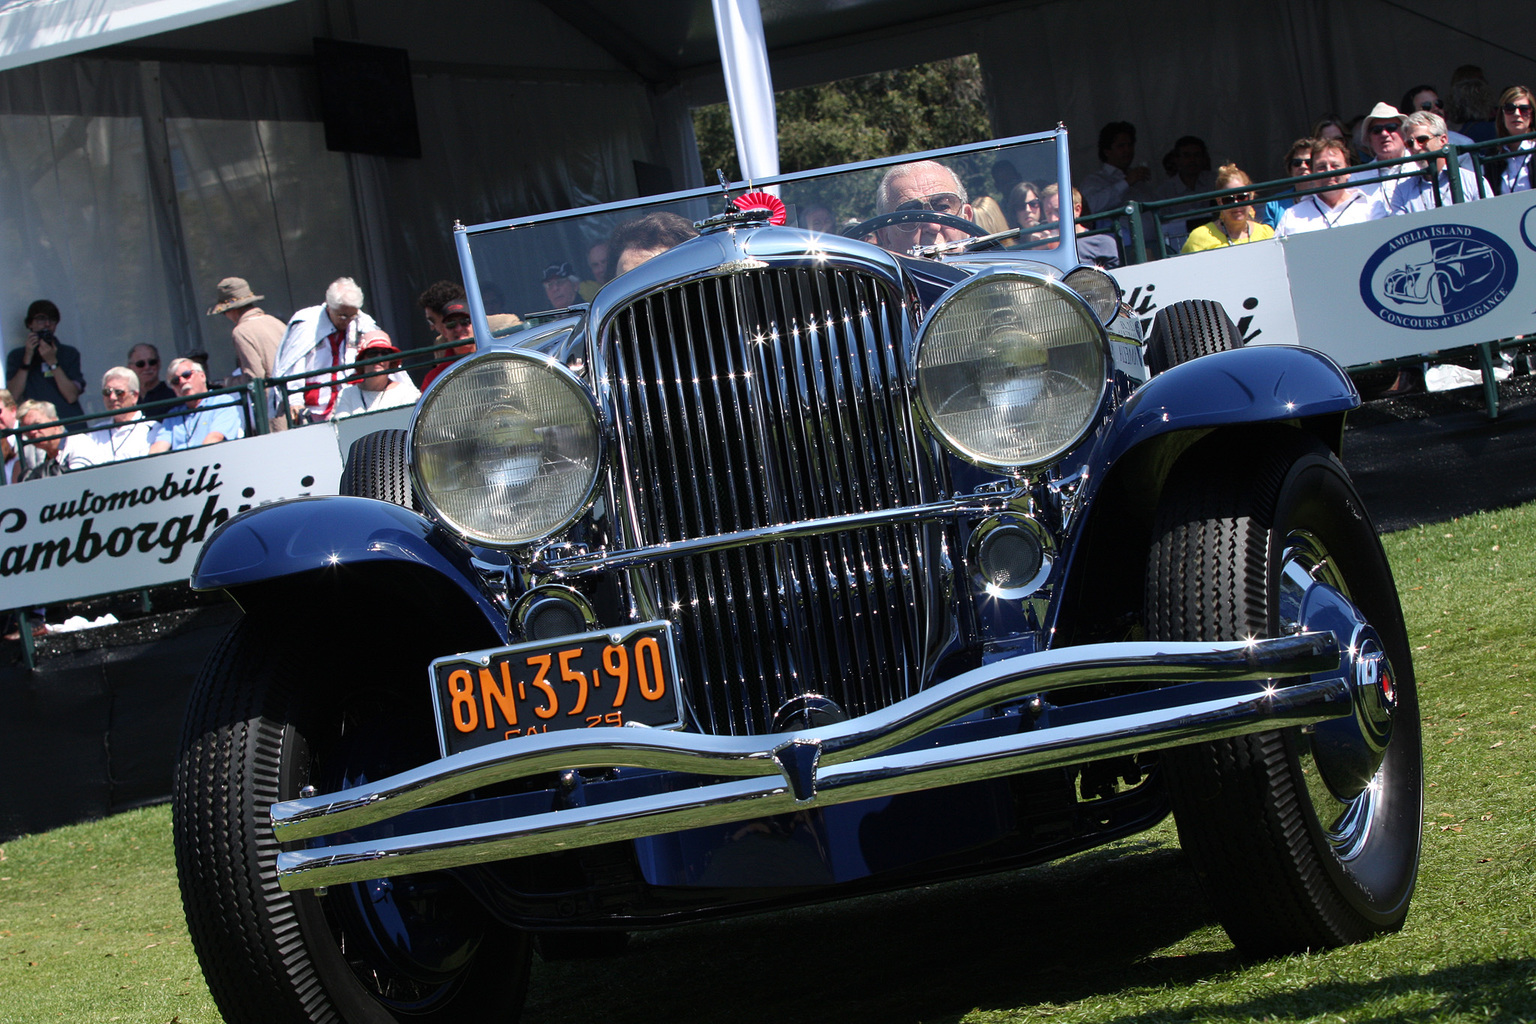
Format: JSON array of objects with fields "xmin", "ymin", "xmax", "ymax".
[{"xmin": 192, "ymin": 495, "xmax": 509, "ymax": 641}]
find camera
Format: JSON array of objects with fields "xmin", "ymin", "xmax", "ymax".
[{"xmin": 35, "ymin": 327, "xmax": 54, "ymax": 343}]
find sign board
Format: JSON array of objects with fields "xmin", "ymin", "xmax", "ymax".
[
  {"xmin": 1111, "ymin": 238, "xmax": 1299, "ymax": 347},
  {"xmin": 1113, "ymin": 190, "xmax": 1536, "ymax": 366},
  {"xmin": 1, "ymin": 427, "xmax": 344, "ymax": 608},
  {"xmin": 1286, "ymin": 190, "xmax": 1536, "ymax": 365}
]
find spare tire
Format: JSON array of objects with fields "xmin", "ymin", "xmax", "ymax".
[
  {"xmin": 340, "ymin": 428, "xmax": 420, "ymax": 511},
  {"xmin": 1145, "ymin": 298, "xmax": 1242, "ymax": 375}
]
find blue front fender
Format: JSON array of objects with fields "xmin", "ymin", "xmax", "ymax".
[
  {"xmin": 1100, "ymin": 344, "xmax": 1359, "ymax": 468},
  {"xmin": 192, "ymin": 496, "xmax": 508, "ymax": 637}
]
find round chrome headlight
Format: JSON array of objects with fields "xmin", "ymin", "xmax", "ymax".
[
  {"xmin": 1063, "ymin": 265, "xmax": 1122, "ymax": 325},
  {"xmin": 915, "ymin": 270, "xmax": 1108, "ymax": 470},
  {"xmin": 412, "ymin": 351, "xmax": 602, "ymax": 547}
]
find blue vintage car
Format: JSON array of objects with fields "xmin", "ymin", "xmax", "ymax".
[{"xmin": 173, "ymin": 129, "xmax": 1420, "ymax": 1022}]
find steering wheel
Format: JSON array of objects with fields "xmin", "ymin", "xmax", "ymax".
[{"xmin": 844, "ymin": 209, "xmax": 988, "ymax": 242}]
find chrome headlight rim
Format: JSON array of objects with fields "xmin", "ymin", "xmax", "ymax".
[
  {"xmin": 912, "ymin": 267, "xmax": 1110, "ymax": 473},
  {"xmin": 410, "ymin": 350, "xmax": 604, "ymax": 549}
]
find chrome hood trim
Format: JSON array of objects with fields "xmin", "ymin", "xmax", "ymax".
[{"xmin": 273, "ymin": 632, "xmax": 1348, "ymax": 889}]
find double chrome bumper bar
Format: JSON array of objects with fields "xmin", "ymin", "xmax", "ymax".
[{"xmin": 273, "ymin": 634, "xmax": 1347, "ymax": 890}]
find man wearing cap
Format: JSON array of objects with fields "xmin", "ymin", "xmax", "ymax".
[
  {"xmin": 148, "ymin": 357, "xmax": 246, "ymax": 452},
  {"xmin": 1351, "ymin": 102, "xmax": 1410, "ymax": 196},
  {"xmin": 272, "ymin": 277, "xmax": 379, "ymax": 425},
  {"xmin": 542, "ymin": 263, "xmax": 581, "ymax": 309},
  {"xmin": 207, "ymin": 277, "xmax": 285, "ymax": 384},
  {"xmin": 333, "ymin": 331, "xmax": 421, "ymax": 418}
]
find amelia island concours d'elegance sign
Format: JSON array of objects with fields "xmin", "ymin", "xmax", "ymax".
[
  {"xmin": 2, "ymin": 426, "xmax": 345, "ymax": 609},
  {"xmin": 1114, "ymin": 188, "xmax": 1536, "ymax": 369}
]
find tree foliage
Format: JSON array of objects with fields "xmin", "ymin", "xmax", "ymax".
[{"xmin": 694, "ymin": 54, "xmax": 993, "ymax": 181}]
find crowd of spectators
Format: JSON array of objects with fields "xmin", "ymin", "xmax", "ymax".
[{"xmin": 1060, "ymin": 67, "xmax": 1536, "ymax": 256}]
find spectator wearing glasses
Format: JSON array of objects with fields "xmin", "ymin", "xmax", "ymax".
[
  {"xmin": 62, "ymin": 367, "xmax": 153, "ymax": 469},
  {"xmin": 1006, "ymin": 180, "xmax": 1043, "ymax": 244},
  {"xmin": 1384, "ymin": 111, "xmax": 1484, "ymax": 214},
  {"xmin": 6, "ymin": 300, "xmax": 86, "ymax": 432},
  {"xmin": 272, "ymin": 277, "xmax": 378, "ymax": 425},
  {"xmin": 1350, "ymin": 103, "xmax": 1409, "ymax": 196},
  {"xmin": 1260, "ymin": 138, "xmax": 1317, "ymax": 228},
  {"xmin": 419, "ymin": 300, "xmax": 476, "ymax": 391},
  {"xmin": 1488, "ymin": 86, "xmax": 1534, "ymax": 195},
  {"xmin": 1276, "ymin": 138, "xmax": 1387, "ymax": 237},
  {"xmin": 1180, "ymin": 164, "xmax": 1275, "ymax": 253},
  {"xmin": 873, "ymin": 160, "xmax": 976, "ymax": 252},
  {"xmin": 147, "ymin": 358, "xmax": 246, "ymax": 452},
  {"xmin": 334, "ymin": 332, "xmax": 420, "ymax": 418},
  {"xmin": 127, "ymin": 343, "xmax": 176, "ymax": 416}
]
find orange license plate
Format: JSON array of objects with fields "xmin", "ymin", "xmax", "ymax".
[{"xmin": 429, "ymin": 621, "xmax": 683, "ymax": 757}]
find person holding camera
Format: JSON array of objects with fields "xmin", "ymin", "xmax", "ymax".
[{"xmin": 6, "ymin": 299, "xmax": 86, "ymax": 432}]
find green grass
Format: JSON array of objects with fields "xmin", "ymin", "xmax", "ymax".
[{"xmin": 2, "ymin": 506, "xmax": 1533, "ymax": 1023}]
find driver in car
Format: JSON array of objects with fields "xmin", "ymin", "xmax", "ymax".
[{"xmin": 874, "ymin": 160, "xmax": 976, "ymax": 252}]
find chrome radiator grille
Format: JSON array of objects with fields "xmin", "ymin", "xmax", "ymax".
[{"xmin": 604, "ymin": 266, "xmax": 939, "ymax": 735}]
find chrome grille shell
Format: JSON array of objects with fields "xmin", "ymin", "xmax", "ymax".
[{"xmin": 589, "ymin": 227, "xmax": 952, "ymax": 736}]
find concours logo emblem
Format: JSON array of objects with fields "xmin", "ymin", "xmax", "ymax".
[{"xmin": 1358, "ymin": 223, "xmax": 1517, "ymax": 330}]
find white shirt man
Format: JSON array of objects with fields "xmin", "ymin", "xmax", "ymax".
[
  {"xmin": 272, "ymin": 277, "xmax": 379, "ymax": 424},
  {"xmin": 63, "ymin": 367, "xmax": 153, "ymax": 469},
  {"xmin": 1383, "ymin": 113, "xmax": 1485, "ymax": 215},
  {"xmin": 1277, "ymin": 140, "xmax": 1388, "ymax": 237},
  {"xmin": 148, "ymin": 358, "xmax": 246, "ymax": 452}
]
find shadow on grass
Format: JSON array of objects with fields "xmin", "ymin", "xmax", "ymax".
[{"xmin": 525, "ymin": 838, "xmax": 1242, "ymax": 1023}]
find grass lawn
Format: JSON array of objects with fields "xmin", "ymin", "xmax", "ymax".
[{"xmin": 1, "ymin": 505, "xmax": 1532, "ymax": 1023}]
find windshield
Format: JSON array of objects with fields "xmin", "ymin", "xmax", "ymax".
[{"xmin": 456, "ymin": 130, "xmax": 1072, "ymax": 336}]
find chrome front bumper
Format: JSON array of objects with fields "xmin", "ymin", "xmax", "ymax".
[{"xmin": 273, "ymin": 633, "xmax": 1347, "ymax": 890}]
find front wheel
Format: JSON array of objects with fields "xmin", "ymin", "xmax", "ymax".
[
  {"xmin": 173, "ymin": 618, "xmax": 530, "ymax": 1022},
  {"xmin": 1144, "ymin": 430, "xmax": 1422, "ymax": 958}
]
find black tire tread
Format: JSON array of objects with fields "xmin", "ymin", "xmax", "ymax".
[
  {"xmin": 1146, "ymin": 298, "xmax": 1242, "ymax": 375},
  {"xmin": 1146, "ymin": 431, "xmax": 1404, "ymax": 957},
  {"xmin": 339, "ymin": 429, "xmax": 418, "ymax": 510}
]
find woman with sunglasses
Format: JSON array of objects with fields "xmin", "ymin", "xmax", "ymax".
[
  {"xmin": 1180, "ymin": 164, "xmax": 1274, "ymax": 253},
  {"xmin": 1005, "ymin": 180, "xmax": 1043, "ymax": 245},
  {"xmin": 1260, "ymin": 138, "xmax": 1318, "ymax": 228},
  {"xmin": 1488, "ymin": 85, "xmax": 1534, "ymax": 195}
]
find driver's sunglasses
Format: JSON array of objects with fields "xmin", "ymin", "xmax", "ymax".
[{"xmin": 893, "ymin": 192, "xmax": 964, "ymax": 217}]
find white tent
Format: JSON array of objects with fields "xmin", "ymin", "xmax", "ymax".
[{"xmin": 1, "ymin": 0, "xmax": 1533, "ymax": 405}]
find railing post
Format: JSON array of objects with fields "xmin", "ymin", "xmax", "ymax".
[
  {"xmin": 248, "ymin": 377, "xmax": 271, "ymax": 435},
  {"xmin": 1447, "ymin": 142, "xmax": 1466, "ymax": 203},
  {"xmin": 1127, "ymin": 202, "xmax": 1147, "ymax": 265}
]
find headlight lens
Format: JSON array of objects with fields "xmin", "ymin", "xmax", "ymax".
[
  {"xmin": 1063, "ymin": 265, "xmax": 1121, "ymax": 325},
  {"xmin": 412, "ymin": 351, "xmax": 601, "ymax": 546},
  {"xmin": 915, "ymin": 271, "xmax": 1107, "ymax": 469}
]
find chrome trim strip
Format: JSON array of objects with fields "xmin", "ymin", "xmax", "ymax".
[
  {"xmin": 276, "ymin": 659, "xmax": 1347, "ymax": 889},
  {"xmin": 532, "ymin": 491, "xmax": 1013, "ymax": 576},
  {"xmin": 272, "ymin": 633, "xmax": 1337, "ymax": 845}
]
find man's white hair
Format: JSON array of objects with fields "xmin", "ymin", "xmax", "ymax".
[
  {"xmin": 325, "ymin": 276, "xmax": 365, "ymax": 310},
  {"xmin": 876, "ymin": 161, "xmax": 968, "ymax": 214},
  {"xmin": 102, "ymin": 366, "xmax": 139, "ymax": 391},
  {"xmin": 1403, "ymin": 110, "xmax": 1448, "ymax": 137},
  {"xmin": 166, "ymin": 356, "xmax": 202, "ymax": 378}
]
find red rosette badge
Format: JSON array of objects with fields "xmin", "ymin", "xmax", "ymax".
[{"xmin": 731, "ymin": 191, "xmax": 787, "ymax": 225}]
